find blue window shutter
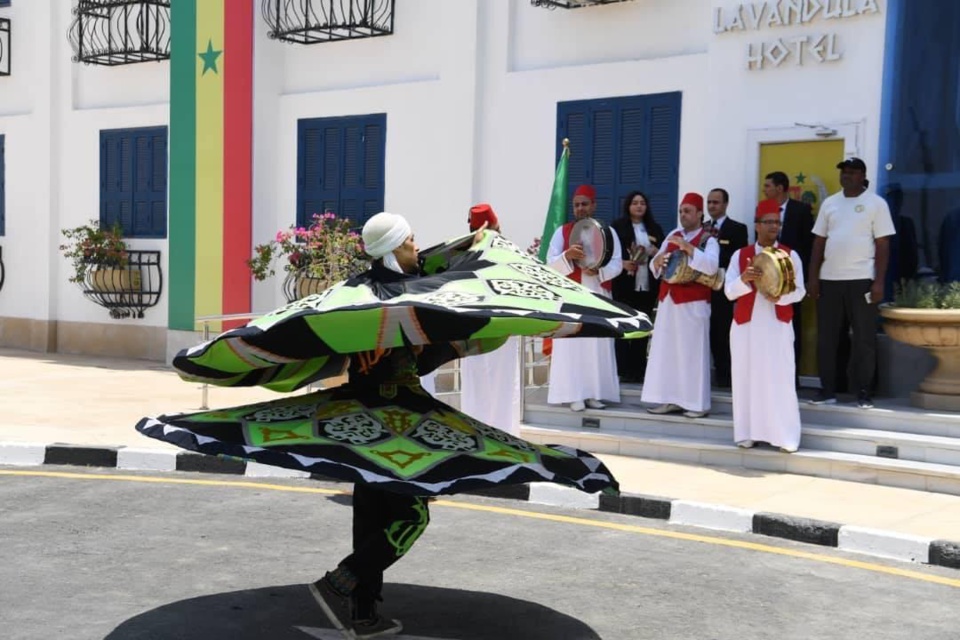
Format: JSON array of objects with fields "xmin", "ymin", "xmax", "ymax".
[
  {"xmin": 557, "ymin": 92, "xmax": 681, "ymax": 230},
  {"xmin": 100, "ymin": 126, "xmax": 168, "ymax": 238},
  {"xmin": 642, "ymin": 93, "xmax": 682, "ymax": 228},
  {"xmin": 0, "ymin": 134, "xmax": 5, "ymax": 236},
  {"xmin": 617, "ymin": 101, "xmax": 646, "ymax": 216},
  {"xmin": 358, "ymin": 115, "xmax": 385, "ymax": 227},
  {"xmin": 100, "ymin": 130, "xmax": 122, "ymax": 231},
  {"xmin": 558, "ymin": 101, "xmax": 590, "ymax": 225},
  {"xmin": 298, "ymin": 114, "xmax": 386, "ymax": 229},
  {"xmin": 590, "ymin": 104, "xmax": 617, "ymax": 223}
]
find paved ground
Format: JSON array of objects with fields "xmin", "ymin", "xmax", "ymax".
[
  {"xmin": 1, "ymin": 467, "xmax": 959, "ymax": 640},
  {"xmin": 2, "ymin": 347, "xmax": 959, "ymax": 542}
]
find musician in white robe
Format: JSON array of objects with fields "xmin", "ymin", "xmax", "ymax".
[
  {"xmin": 725, "ymin": 199, "xmax": 806, "ymax": 452},
  {"xmin": 546, "ymin": 185, "xmax": 623, "ymax": 412},
  {"xmin": 642, "ymin": 192, "xmax": 719, "ymax": 418},
  {"xmin": 459, "ymin": 204, "xmax": 522, "ymax": 435}
]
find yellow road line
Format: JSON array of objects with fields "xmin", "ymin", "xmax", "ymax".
[{"xmin": 3, "ymin": 469, "xmax": 958, "ymax": 589}]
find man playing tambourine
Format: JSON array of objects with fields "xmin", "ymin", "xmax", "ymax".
[
  {"xmin": 642, "ymin": 192, "xmax": 719, "ymax": 419},
  {"xmin": 724, "ymin": 198, "xmax": 806, "ymax": 452}
]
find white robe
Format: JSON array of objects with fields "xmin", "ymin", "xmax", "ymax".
[
  {"xmin": 420, "ymin": 371, "xmax": 438, "ymax": 397},
  {"xmin": 725, "ymin": 243, "xmax": 806, "ymax": 449},
  {"xmin": 460, "ymin": 336, "xmax": 521, "ymax": 435},
  {"xmin": 546, "ymin": 222, "xmax": 623, "ymax": 404},
  {"xmin": 640, "ymin": 227, "xmax": 720, "ymax": 412}
]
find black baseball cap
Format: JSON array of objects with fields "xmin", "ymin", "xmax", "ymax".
[{"xmin": 836, "ymin": 157, "xmax": 867, "ymax": 172}]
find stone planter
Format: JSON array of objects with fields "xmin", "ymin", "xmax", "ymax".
[{"xmin": 879, "ymin": 304, "xmax": 960, "ymax": 410}]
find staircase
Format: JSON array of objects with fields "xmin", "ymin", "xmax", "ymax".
[{"xmin": 520, "ymin": 385, "xmax": 960, "ymax": 497}]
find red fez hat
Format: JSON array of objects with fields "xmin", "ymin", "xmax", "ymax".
[
  {"xmin": 573, "ymin": 184, "xmax": 596, "ymax": 201},
  {"xmin": 680, "ymin": 192, "xmax": 703, "ymax": 211},
  {"xmin": 468, "ymin": 203, "xmax": 499, "ymax": 231},
  {"xmin": 755, "ymin": 198, "xmax": 781, "ymax": 218}
]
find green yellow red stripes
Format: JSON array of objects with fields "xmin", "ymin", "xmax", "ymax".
[{"xmin": 169, "ymin": 0, "xmax": 254, "ymax": 332}]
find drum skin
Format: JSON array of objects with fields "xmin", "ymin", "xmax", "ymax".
[
  {"xmin": 753, "ymin": 246, "xmax": 796, "ymax": 297},
  {"xmin": 570, "ymin": 218, "xmax": 614, "ymax": 270}
]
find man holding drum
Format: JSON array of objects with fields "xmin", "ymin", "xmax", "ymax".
[
  {"xmin": 724, "ymin": 199, "xmax": 807, "ymax": 452},
  {"xmin": 642, "ymin": 192, "xmax": 720, "ymax": 418},
  {"xmin": 546, "ymin": 184, "xmax": 624, "ymax": 412}
]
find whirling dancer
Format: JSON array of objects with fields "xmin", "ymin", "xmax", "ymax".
[{"xmin": 136, "ymin": 212, "xmax": 651, "ymax": 639}]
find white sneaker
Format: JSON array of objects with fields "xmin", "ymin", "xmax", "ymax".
[
  {"xmin": 683, "ymin": 410, "xmax": 708, "ymax": 419},
  {"xmin": 779, "ymin": 445, "xmax": 798, "ymax": 453},
  {"xmin": 736, "ymin": 440, "xmax": 756, "ymax": 449},
  {"xmin": 570, "ymin": 401, "xmax": 586, "ymax": 412},
  {"xmin": 585, "ymin": 399, "xmax": 606, "ymax": 410}
]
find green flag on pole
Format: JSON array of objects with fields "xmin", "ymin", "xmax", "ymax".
[{"xmin": 538, "ymin": 139, "xmax": 570, "ymax": 262}]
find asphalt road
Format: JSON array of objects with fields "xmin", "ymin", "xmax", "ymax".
[{"xmin": 1, "ymin": 466, "xmax": 958, "ymax": 640}]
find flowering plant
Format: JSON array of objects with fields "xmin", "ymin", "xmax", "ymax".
[
  {"xmin": 59, "ymin": 220, "xmax": 130, "ymax": 284},
  {"xmin": 248, "ymin": 213, "xmax": 369, "ymax": 284}
]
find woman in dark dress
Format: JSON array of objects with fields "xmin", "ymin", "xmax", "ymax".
[{"xmin": 611, "ymin": 191, "xmax": 664, "ymax": 384}]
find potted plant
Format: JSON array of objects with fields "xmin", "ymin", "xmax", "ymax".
[
  {"xmin": 248, "ymin": 212, "xmax": 368, "ymax": 302},
  {"xmin": 880, "ymin": 280, "xmax": 960, "ymax": 409},
  {"xmin": 60, "ymin": 220, "xmax": 140, "ymax": 293}
]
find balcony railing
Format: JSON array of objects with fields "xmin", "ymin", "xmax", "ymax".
[
  {"xmin": 69, "ymin": 0, "xmax": 171, "ymax": 66},
  {"xmin": 531, "ymin": 0, "xmax": 635, "ymax": 9},
  {"xmin": 262, "ymin": 0, "xmax": 395, "ymax": 45}
]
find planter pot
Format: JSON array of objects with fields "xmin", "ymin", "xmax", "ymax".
[
  {"xmin": 879, "ymin": 304, "xmax": 960, "ymax": 410},
  {"xmin": 296, "ymin": 275, "xmax": 330, "ymax": 300},
  {"xmin": 90, "ymin": 267, "xmax": 142, "ymax": 293}
]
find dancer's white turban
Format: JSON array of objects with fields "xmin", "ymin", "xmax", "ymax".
[{"xmin": 362, "ymin": 212, "xmax": 412, "ymax": 259}]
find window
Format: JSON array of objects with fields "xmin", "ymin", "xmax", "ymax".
[
  {"xmin": 0, "ymin": 134, "xmax": 5, "ymax": 236},
  {"xmin": 557, "ymin": 92, "xmax": 682, "ymax": 225},
  {"xmin": 100, "ymin": 126, "xmax": 168, "ymax": 238},
  {"xmin": 297, "ymin": 114, "xmax": 386, "ymax": 228},
  {"xmin": 0, "ymin": 2, "xmax": 10, "ymax": 8}
]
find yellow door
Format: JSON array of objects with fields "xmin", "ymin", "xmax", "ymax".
[{"xmin": 758, "ymin": 140, "xmax": 844, "ymax": 377}]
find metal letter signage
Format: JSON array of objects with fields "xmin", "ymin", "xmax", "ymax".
[{"xmin": 712, "ymin": 0, "xmax": 881, "ymax": 70}]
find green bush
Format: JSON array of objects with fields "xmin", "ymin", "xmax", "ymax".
[{"xmin": 893, "ymin": 280, "xmax": 960, "ymax": 309}]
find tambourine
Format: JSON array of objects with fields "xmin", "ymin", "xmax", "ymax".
[
  {"xmin": 663, "ymin": 251, "xmax": 725, "ymax": 291},
  {"xmin": 752, "ymin": 246, "xmax": 796, "ymax": 297},
  {"xmin": 570, "ymin": 218, "xmax": 614, "ymax": 271}
]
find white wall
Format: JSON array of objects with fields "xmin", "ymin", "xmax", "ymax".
[
  {"xmin": 705, "ymin": 0, "xmax": 887, "ymax": 224},
  {"xmin": 0, "ymin": 1, "xmax": 171, "ymax": 328},
  {"xmin": 0, "ymin": 0, "xmax": 892, "ymax": 339}
]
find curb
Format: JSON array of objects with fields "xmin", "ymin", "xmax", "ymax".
[{"xmin": 3, "ymin": 441, "xmax": 959, "ymax": 571}]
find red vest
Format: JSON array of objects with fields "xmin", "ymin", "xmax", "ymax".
[
  {"xmin": 657, "ymin": 228, "xmax": 712, "ymax": 304},
  {"xmin": 733, "ymin": 243, "xmax": 794, "ymax": 325},
  {"xmin": 561, "ymin": 222, "xmax": 612, "ymax": 291}
]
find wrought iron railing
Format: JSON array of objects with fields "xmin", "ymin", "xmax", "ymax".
[
  {"xmin": 262, "ymin": 0, "xmax": 395, "ymax": 45},
  {"xmin": 531, "ymin": 0, "xmax": 635, "ymax": 8},
  {"xmin": 0, "ymin": 17, "xmax": 10, "ymax": 76},
  {"xmin": 79, "ymin": 250, "xmax": 162, "ymax": 319},
  {"xmin": 69, "ymin": 0, "xmax": 171, "ymax": 66}
]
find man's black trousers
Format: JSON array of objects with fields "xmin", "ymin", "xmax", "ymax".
[{"xmin": 816, "ymin": 279, "xmax": 877, "ymax": 396}]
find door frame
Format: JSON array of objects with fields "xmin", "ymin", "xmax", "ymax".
[{"xmin": 746, "ymin": 120, "xmax": 865, "ymax": 199}]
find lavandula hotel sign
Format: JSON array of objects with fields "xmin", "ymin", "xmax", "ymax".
[{"xmin": 713, "ymin": 0, "xmax": 881, "ymax": 70}]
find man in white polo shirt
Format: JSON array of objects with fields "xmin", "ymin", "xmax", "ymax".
[{"xmin": 807, "ymin": 158, "xmax": 895, "ymax": 409}]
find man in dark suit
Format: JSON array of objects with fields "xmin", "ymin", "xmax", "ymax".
[
  {"xmin": 763, "ymin": 172, "xmax": 815, "ymax": 384},
  {"xmin": 706, "ymin": 188, "xmax": 748, "ymax": 388}
]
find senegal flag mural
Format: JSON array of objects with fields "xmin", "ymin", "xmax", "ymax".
[{"xmin": 169, "ymin": 0, "xmax": 254, "ymax": 332}]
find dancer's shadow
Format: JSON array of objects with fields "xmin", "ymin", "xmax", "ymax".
[{"xmin": 104, "ymin": 583, "xmax": 602, "ymax": 639}]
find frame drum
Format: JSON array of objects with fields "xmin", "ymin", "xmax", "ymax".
[
  {"xmin": 570, "ymin": 218, "xmax": 614, "ymax": 270},
  {"xmin": 753, "ymin": 246, "xmax": 796, "ymax": 297},
  {"xmin": 663, "ymin": 250, "xmax": 725, "ymax": 291}
]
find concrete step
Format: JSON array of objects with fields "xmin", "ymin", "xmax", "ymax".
[
  {"xmin": 518, "ymin": 423, "xmax": 960, "ymax": 497},
  {"xmin": 522, "ymin": 401, "xmax": 960, "ymax": 468},
  {"xmin": 525, "ymin": 384, "xmax": 960, "ymax": 438}
]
